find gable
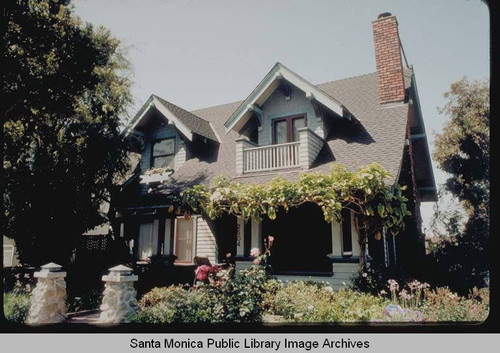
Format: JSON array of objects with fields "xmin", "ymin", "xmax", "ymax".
[
  {"xmin": 127, "ymin": 95, "xmax": 218, "ymax": 143},
  {"xmin": 224, "ymin": 62, "xmax": 352, "ymax": 134}
]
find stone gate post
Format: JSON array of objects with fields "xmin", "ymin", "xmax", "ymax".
[
  {"xmin": 26, "ymin": 262, "xmax": 67, "ymax": 324},
  {"xmin": 98, "ymin": 265, "xmax": 138, "ymax": 324}
]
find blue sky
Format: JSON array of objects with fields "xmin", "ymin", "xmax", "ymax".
[{"xmin": 73, "ymin": 0, "xmax": 489, "ymax": 231}]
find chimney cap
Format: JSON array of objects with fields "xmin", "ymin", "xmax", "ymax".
[{"xmin": 377, "ymin": 12, "xmax": 392, "ymax": 19}]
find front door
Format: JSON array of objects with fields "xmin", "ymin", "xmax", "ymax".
[{"xmin": 272, "ymin": 114, "xmax": 306, "ymax": 144}]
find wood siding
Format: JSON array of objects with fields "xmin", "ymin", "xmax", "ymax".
[
  {"xmin": 298, "ymin": 127, "xmax": 324, "ymax": 169},
  {"xmin": 195, "ymin": 218, "xmax": 217, "ymax": 264},
  {"xmin": 258, "ymin": 85, "xmax": 325, "ymax": 145}
]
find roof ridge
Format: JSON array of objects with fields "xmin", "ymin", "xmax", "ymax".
[
  {"xmin": 188, "ymin": 73, "xmax": 379, "ymax": 114},
  {"xmin": 315, "ymin": 71, "xmax": 377, "ymax": 87},
  {"xmin": 190, "ymin": 100, "xmax": 243, "ymax": 114},
  {"xmin": 153, "ymin": 94, "xmax": 202, "ymax": 117}
]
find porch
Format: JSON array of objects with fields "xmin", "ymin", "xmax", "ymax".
[{"xmin": 230, "ymin": 203, "xmax": 362, "ymax": 289}]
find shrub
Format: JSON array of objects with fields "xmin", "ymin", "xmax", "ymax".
[
  {"xmin": 131, "ymin": 237, "xmax": 276, "ymax": 323},
  {"xmin": 130, "ymin": 284, "xmax": 224, "ymax": 324},
  {"xmin": 220, "ymin": 264, "xmax": 270, "ymax": 322},
  {"xmin": 3, "ymin": 292, "xmax": 31, "ymax": 323},
  {"xmin": 268, "ymin": 281, "xmax": 387, "ymax": 322}
]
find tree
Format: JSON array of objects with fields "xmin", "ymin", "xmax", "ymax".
[
  {"xmin": 429, "ymin": 77, "xmax": 489, "ymax": 293},
  {"xmin": 2, "ymin": 0, "xmax": 136, "ymax": 266}
]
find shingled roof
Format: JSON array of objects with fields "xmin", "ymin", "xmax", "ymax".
[
  {"xmin": 153, "ymin": 95, "xmax": 219, "ymax": 142},
  {"xmin": 128, "ymin": 94, "xmax": 218, "ymax": 142},
  {"xmin": 138, "ymin": 68, "xmax": 414, "ymax": 200}
]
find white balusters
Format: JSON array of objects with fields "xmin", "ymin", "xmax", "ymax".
[{"xmin": 243, "ymin": 142, "xmax": 300, "ymax": 172}]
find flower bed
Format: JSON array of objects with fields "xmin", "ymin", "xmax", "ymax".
[
  {"xmin": 265, "ymin": 279, "xmax": 489, "ymax": 323},
  {"xmin": 129, "ymin": 240, "xmax": 489, "ymax": 324}
]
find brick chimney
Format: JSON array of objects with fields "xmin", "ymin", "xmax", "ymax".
[{"xmin": 372, "ymin": 13, "xmax": 406, "ymax": 104}]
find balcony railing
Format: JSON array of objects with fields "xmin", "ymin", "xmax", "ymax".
[
  {"xmin": 243, "ymin": 142, "xmax": 300, "ymax": 173},
  {"xmin": 235, "ymin": 127, "xmax": 324, "ymax": 174}
]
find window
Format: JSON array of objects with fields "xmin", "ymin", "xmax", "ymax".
[
  {"xmin": 174, "ymin": 217, "xmax": 195, "ymax": 263},
  {"xmin": 151, "ymin": 138, "xmax": 175, "ymax": 168},
  {"xmin": 163, "ymin": 219, "xmax": 172, "ymax": 255},
  {"xmin": 138, "ymin": 220, "xmax": 159, "ymax": 260},
  {"xmin": 341, "ymin": 209, "xmax": 353, "ymax": 256},
  {"xmin": 272, "ymin": 115, "xmax": 306, "ymax": 144}
]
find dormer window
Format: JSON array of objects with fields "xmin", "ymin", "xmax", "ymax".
[
  {"xmin": 272, "ymin": 114, "xmax": 306, "ymax": 144},
  {"xmin": 152, "ymin": 137, "xmax": 175, "ymax": 168}
]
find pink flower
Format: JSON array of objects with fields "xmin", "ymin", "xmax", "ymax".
[
  {"xmin": 195, "ymin": 265, "xmax": 212, "ymax": 281},
  {"xmin": 226, "ymin": 252, "xmax": 232, "ymax": 258},
  {"xmin": 399, "ymin": 289, "xmax": 412, "ymax": 300},
  {"xmin": 250, "ymin": 247, "xmax": 260, "ymax": 257},
  {"xmin": 268, "ymin": 236, "xmax": 274, "ymax": 246},
  {"xmin": 409, "ymin": 280, "xmax": 421, "ymax": 290},
  {"xmin": 387, "ymin": 279, "xmax": 399, "ymax": 292},
  {"xmin": 253, "ymin": 258, "xmax": 261, "ymax": 265}
]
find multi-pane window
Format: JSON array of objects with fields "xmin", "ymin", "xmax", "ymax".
[
  {"xmin": 138, "ymin": 220, "xmax": 159, "ymax": 260},
  {"xmin": 151, "ymin": 138, "xmax": 175, "ymax": 168},
  {"xmin": 174, "ymin": 217, "xmax": 194, "ymax": 263},
  {"xmin": 272, "ymin": 115, "xmax": 306, "ymax": 144}
]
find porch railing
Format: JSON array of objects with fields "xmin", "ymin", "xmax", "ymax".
[{"xmin": 243, "ymin": 142, "xmax": 300, "ymax": 172}]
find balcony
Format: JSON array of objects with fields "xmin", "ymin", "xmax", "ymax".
[{"xmin": 236, "ymin": 127, "xmax": 324, "ymax": 174}]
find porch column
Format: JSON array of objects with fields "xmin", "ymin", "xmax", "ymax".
[
  {"xmin": 351, "ymin": 213, "xmax": 362, "ymax": 256},
  {"xmin": 330, "ymin": 221, "xmax": 342, "ymax": 257},
  {"xmin": 236, "ymin": 217, "xmax": 245, "ymax": 256},
  {"xmin": 250, "ymin": 217, "xmax": 262, "ymax": 250}
]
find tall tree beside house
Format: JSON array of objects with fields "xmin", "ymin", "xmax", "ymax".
[
  {"xmin": 1, "ymin": 0, "xmax": 136, "ymax": 266},
  {"xmin": 429, "ymin": 77, "xmax": 489, "ymax": 293}
]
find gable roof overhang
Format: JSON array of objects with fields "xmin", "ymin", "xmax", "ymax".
[
  {"xmin": 126, "ymin": 95, "xmax": 218, "ymax": 142},
  {"xmin": 224, "ymin": 62, "xmax": 351, "ymax": 134},
  {"xmin": 409, "ymin": 72, "xmax": 437, "ymax": 202}
]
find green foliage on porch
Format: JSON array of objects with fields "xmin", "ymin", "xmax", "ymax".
[{"xmin": 172, "ymin": 163, "xmax": 411, "ymax": 259}]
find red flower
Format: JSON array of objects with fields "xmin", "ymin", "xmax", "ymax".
[{"xmin": 195, "ymin": 265, "xmax": 211, "ymax": 281}]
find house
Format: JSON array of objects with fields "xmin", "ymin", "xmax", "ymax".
[
  {"xmin": 3, "ymin": 236, "xmax": 20, "ymax": 268},
  {"xmin": 112, "ymin": 13, "xmax": 436, "ymax": 287}
]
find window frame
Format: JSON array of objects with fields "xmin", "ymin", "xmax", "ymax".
[
  {"xmin": 173, "ymin": 216, "xmax": 195, "ymax": 264},
  {"xmin": 137, "ymin": 219, "xmax": 159, "ymax": 261},
  {"xmin": 271, "ymin": 114, "xmax": 306, "ymax": 144},
  {"xmin": 150, "ymin": 137, "xmax": 176, "ymax": 169}
]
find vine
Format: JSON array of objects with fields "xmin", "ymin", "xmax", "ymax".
[{"xmin": 164, "ymin": 163, "xmax": 411, "ymax": 268}]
